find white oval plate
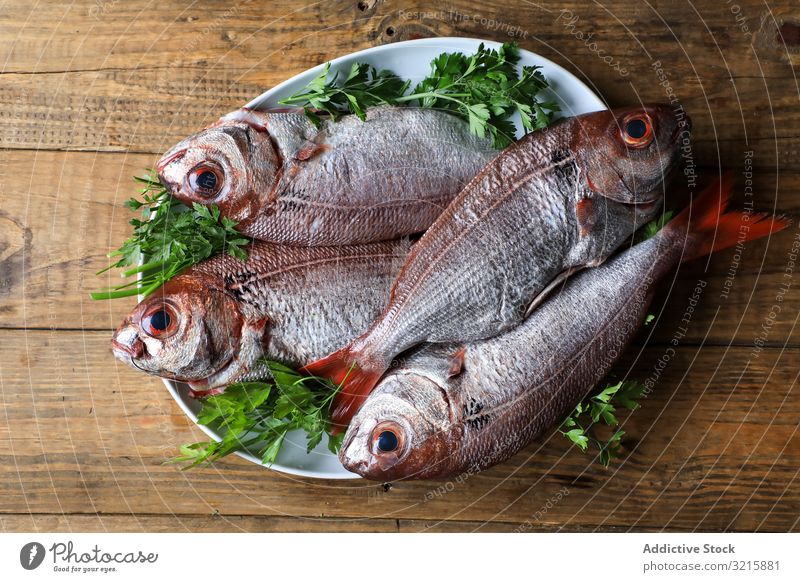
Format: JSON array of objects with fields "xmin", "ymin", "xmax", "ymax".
[{"xmin": 163, "ymin": 37, "xmax": 606, "ymax": 480}]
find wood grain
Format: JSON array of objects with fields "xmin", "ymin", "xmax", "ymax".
[
  {"xmin": 1, "ymin": 330, "xmax": 797, "ymax": 532},
  {"xmin": 1, "ymin": 1, "xmax": 796, "ymax": 75},
  {"xmin": 2, "ymin": 66, "xmax": 799, "ymax": 173},
  {"xmin": 1, "ymin": 0, "xmax": 799, "ymax": 173},
  {"xmin": 0, "ymin": 514, "xmax": 668, "ymax": 532},
  {"xmin": 2, "ymin": 0, "xmax": 799, "ymax": 533}
]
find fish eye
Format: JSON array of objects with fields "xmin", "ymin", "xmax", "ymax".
[
  {"xmin": 621, "ymin": 114, "xmax": 654, "ymax": 148},
  {"xmin": 141, "ymin": 303, "xmax": 179, "ymax": 339},
  {"xmin": 187, "ymin": 163, "xmax": 223, "ymax": 198},
  {"xmin": 370, "ymin": 421, "xmax": 406, "ymax": 457},
  {"xmin": 377, "ymin": 430, "xmax": 398, "ymax": 452}
]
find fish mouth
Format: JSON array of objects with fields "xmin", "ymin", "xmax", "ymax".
[{"xmin": 114, "ymin": 339, "xmax": 224, "ymax": 389}]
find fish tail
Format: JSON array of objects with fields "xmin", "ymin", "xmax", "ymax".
[
  {"xmin": 302, "ymin": 348, "xmax": 384, "ymax": 432},
  {"xmin": 663, "ymin": 172, "xmax": 791, "ymax": 262}
]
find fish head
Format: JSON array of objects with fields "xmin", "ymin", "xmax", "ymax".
[
  {"xmin": 111, "ymin": 276, "xmax": 247, "ymax": 385},
  {"xmin": 156, "ymin": 110, "xmax": 280, "ymax": 227},
  {"xmin": 573, "ymin": 104, "xmax": 691, "ymax": 207},
  {"xmin": 338, "ymin": 371, "xmax": 455, "ymax": 480}
]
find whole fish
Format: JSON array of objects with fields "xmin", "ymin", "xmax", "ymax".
[
  {"xmin": 156, "ymin": 106, "xmax": 497, "ymax": 246},
  {"xmin": 110, "ymin": 239, "xmax": 409, "ymax": 395},
  {"xmin": 306, "ymin": 104, "xmax": 690, "ymax": 427},
  {"xmin": 339, "ymin": 175, "xmax": 788, "ymax": 480}
]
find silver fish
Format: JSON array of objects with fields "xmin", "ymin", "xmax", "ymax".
[
  {"xmin": 111, "ymin": 239, "xmax": 409, "ymax": 394},
  {"xmin": 339, "ymin": 175, "xmax": 788, "ymax": 480},
  {"xmin": 307, "ymin": 104, "xmax": 690, "ymax": 426},
  {"xmin": 156, "ymin": 106, "xmax": 497, "ymax": 246}
]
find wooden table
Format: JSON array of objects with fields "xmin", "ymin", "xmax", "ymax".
[{"xmin": 1, "ymin": 0, "xmax": 798, "ymax": 533}]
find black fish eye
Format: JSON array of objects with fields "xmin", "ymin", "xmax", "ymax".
[
  {"xmin": 149, "ymin": 309, "xmax": 170, "ymax": 331},
  {"xmin": 188, "ymin": 163, "xmax": 223, "ymax": 198},
  {"xmin": 196, "ymin": 170, "xmax": 217, "ymax": 190},
  {"xmin": 141, "ymin": 303, "xmax": 179, "ymax": 338},
  {"xmin": 377, "ymin": 430, "xmax": 398, "ymax": 452},
  {"xmin": 626, "ymin": 118, "xmax": 648, "ymax": 139}
]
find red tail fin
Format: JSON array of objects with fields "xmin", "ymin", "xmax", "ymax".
[
  {"xmin": 302, "ymin": 348, "xmax": 384, "ymax": 433},
  {"xmin": 664, "ymin": 172, "xmax": 791, "ymax": 262}
]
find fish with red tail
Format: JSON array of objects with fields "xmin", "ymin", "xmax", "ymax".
[
  {"xmin": 110, "ymin": 239, "xmax": 409, "ymax": 395},
  {"xmin": 338, "ymin": 175, "xmax": 790, "ymax": 480},
  {"xmin": 156, "ymin": 106, "xmax": 497, "ymax": 246},
  {"xmin": 306, "ymin": 104, "xmax": 690, "ymax": 427}
]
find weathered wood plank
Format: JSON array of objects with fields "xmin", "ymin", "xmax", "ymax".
[
  {"xmin": 1, "ymin": 0, "xmax": 796, "ymax": 76},
  {"xmin": 0, "ymin": 150, "xmax": 157, "ymax": 330},
  {"xmin": 1, "ymin": 330, "xmax": 797, "ymax": 531},
  {"xmin": 0, "ymin": 2, "xmax": 798, "ymax": 170},
  {"xmin": 2, "ymin": 67, "xmax": 798, "ymax": 172},
  {"xmin": 1, "ymin": 149, "xmax": 798, "ymax": 346},
  {"xmin": 0, "ymin": 513, "xmax": 672, "ymax": 532},
  {"xmin": 2, "ymin": 0, "xmax": 799, "ymax": 535}
]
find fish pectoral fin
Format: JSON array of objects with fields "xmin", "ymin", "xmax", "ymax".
[
  {"xmin": 294, "ymin": 139, "xmax": 328, "ymax": 161},
  {"xmin": 447, "ymin": 347, "xmax": 467, "ymax": 378},
  {"xmin": 524, "ymin": 267, "xmax": 583, "ymax": 318},
  {"xmin": 575, "ymin": 197, "xmax": 597, "ymax": 238}
]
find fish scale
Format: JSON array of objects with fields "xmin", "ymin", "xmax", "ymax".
[
  {"xmin": 307, "ymin": 105, "xmax": 686, "ymax": 427},
  {"xmin": 157, "ymin": 106, "xmax": 498, "ymax": 246},
  {"xmin": 338, "ymin": 175, "xmax": 789, "ymax": 480},
  {"xmin": 111, "ymin": 240, "xmax": 410, "ymax": 390}
]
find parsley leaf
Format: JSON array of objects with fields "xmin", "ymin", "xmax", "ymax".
[
  {"xmin": 279, "ymin": 62, "xmax": 409, "ymax": 125},
  {"xmin": 637, "ymin": 210, "xmax": 674, "ymax": 242},
  {"xmin": 168, "ymin": 361, "xmax": 345, "ymax": 469},
  {"xmin": 91, "ymin": 171, "xmax": 249, "ymax": 300},
  {"xmin": 399, "ymin": 42, "xmax": 560, "ymax": 148},
  {"xmin": 279, "ymin": 42, "xmax": 560, "ymax": 148},
  {"xmin": 559, "ymin": 380, "xmax": 646, "ymax": 467}
]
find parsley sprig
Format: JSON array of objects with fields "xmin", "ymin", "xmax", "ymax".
[
  {"xmin": 279, "ymin": 42, "xmax": 560, "ymax": 148},
  {"xmin": 278, "ymin": 62, "xmax": 409, "ymax": 126},
  {"xmin": 560, "ymin": 380, "xmax": 646, "ymax": 467},
  {"xmin": 169, "ymin": 361, "xmax": 345, "ymax": 469},
  {"xmin": 559, "ymin": 210, "xmax": 675, "ymax": 466},
  {"xmin": 637, "ymin": 210, "xmax": 674, "ymax": 243},
  {"xmin": 91, "ymin": 172, "xmax": 250, "ymax": 300}
]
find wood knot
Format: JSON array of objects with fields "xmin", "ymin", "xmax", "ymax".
[
  {"xmin": 0, "ymin": 214, "xmax": 26, "ymax": 264},
  {"xmin": 0, "ymin": 212, "xmax": 31, "ymax": 298}
]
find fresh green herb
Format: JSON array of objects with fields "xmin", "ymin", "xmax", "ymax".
[
  {"xmin": 279, "ymin": 42, "xmax": 560, "ymax": 148},
  {"xmin": 279, "ymin": 62, "xmax": 409, "ymax": 127},
  {"xmin": 91, "ymin": 172, "xmax": 250, "ymax": 300},
  {"xmin": 560, "ymin": 209, "xmax": 672, "ymax": 465},
  {"xmin": 638, "ymin": 210, "xmax": 674, "ymax": 242},
  {"xmin": 559, "ymin": 379, "xmax": 646, "ymax": 467},
  {"xmin": 168, "ymin": 361, "xmax": 346, "ymax": 469},
  {"xmin": 399, "ymin": 42, "xmax": 559, "ymax": 148}
]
